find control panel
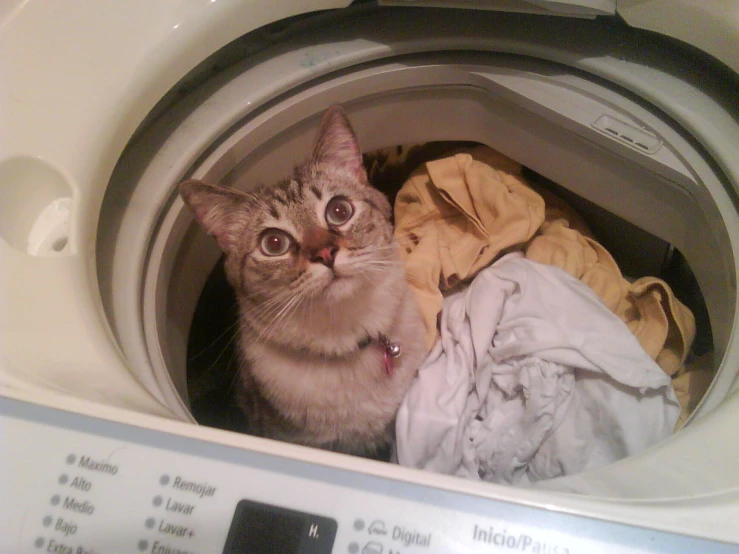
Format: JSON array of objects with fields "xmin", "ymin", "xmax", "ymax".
[{"xmin": 1, "ymin": 397, "xmax": 734, "ymax": 554}]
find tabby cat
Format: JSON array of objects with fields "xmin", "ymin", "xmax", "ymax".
[{"xmin": 180, "ymin": 105, "xmax": 426, "ymax": 457}]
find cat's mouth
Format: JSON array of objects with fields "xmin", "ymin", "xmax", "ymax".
[
  {"xmin": 325, "ymin": 269, "xmax": 345, "ymax": 284},
  {"xmin": 305, "ymin": 263, "xmax": 343, "ymax": 292},
  {"xmin": 319, "ymin": 260, "xmax": 349, "ymax": 281},
  {"xmin": 316, "ymin": 267, "xmax": 361, "ymax": 300}
]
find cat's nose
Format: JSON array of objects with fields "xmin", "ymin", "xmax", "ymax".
[{"xmin": 311, "ymin": 246, "xmax": 339, "ymax": 268}]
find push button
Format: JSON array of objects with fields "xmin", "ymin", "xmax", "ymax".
[{"xmin": 224, "ymin": 499, "xmax": 337, "ymax": 554}]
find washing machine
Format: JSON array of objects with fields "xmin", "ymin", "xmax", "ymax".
[{"xmin": 1, "ymin": 0, "xmax": 738, "ymax": 552}]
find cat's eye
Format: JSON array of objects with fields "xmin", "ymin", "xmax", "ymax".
[
  {"xmin": 325, "ymin": 197, "xmax": 354, "ymax": 226},
  {"xmin": 259, "ymin": 229, "xmax": 292, "ymax": 256}
]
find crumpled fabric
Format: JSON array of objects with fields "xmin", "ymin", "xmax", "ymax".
[
  {"xmin": 395, "ymin": 254, "xmax": 681, "ymax": 485},
  {"xmin": 394, "ymin": 145, "xmax": 695, "ymax": 377},
  {"xmin": 672, "ymin": 352, "xmax": 715, "ymax": 427},
  {"xmin": 395, "ymin": 147, "xmax": 545, "ymax": 348},
  {"xmin": 524, "ymin": 201, "xmax": 696, "ymax": 377}
]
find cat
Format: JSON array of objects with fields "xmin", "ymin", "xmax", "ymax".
[{"xmin": 179, "ymin": 105, "xmax": 426, "ymax": 457}]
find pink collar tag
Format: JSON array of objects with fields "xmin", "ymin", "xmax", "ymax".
[{"xmin": 383, "ymin": 349, "xmax": 394, "ymax": 377}]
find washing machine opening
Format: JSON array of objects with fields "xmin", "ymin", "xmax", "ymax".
[
  {"xmin": 95, "ymin": 7, "xmax": 739, "ymax": 499},
  {"xmin": 180, "ymin": 139, "xmax": 715, "ymax": 474}
]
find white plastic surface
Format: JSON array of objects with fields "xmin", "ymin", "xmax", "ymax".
[
  {"xmin": 5, "ymin": 412, "xmax": 610, "ymax": 553},
  {"xmin": 2, "ymin": 389, "xmax": 739, "ymax": 550},
  {"xmin": 26, "ymin": 198, "xmax": 71, "ymax": 256},
  {"xmin": 1, "ymin": 0, "xmax": 739, "ymax": 548},
  {"xmin": 0, "ymin": 0, "xmax": 350, "ymax": 416},
  {"xmin": 618, "ymin": 0, "xmax": 739, "ymax": 74}
]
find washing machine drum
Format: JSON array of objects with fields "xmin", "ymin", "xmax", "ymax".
[{"xmin": 98, "ymin": 7, "xmax": 739, "ymax": 498}]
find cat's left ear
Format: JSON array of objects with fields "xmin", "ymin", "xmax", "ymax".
[
  {"xmin": 179, "ymin": 179, "xmax": 248, "ymax": 254},
  {"xmin": 311, "ymin": 105, "xmax": 368, "ymax": 183}
]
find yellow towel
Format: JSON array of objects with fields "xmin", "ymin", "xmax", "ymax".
[
  {"xmin": 395, "ymin": 148, "xmax": 545, "ymax": 349},
  {"xmin": 394, "ymin": 145, "xmax": 696, "ymax": 378},
  {"xmin": 672, "ymin": 353, "xmax": 715, "ymax": 428}
]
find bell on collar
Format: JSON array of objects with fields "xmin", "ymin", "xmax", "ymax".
[
  {"xmin": 378, "ymin": 333, "xmax": 402, "ymax": 359},
  {"xmin": 387, "ymin": 342, "xmax": 401, "ymax": 358}
]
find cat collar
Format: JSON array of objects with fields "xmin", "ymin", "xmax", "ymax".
[{"xmin": 358, "ymin": 333, "xmax": 401, "ymax": 376}]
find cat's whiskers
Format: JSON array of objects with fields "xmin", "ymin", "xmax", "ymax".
[
  {"xmin": 251, "ymin": 287, "xmax": 309, "ymax": 346},
  {"xmin": 355, "ymin": 242, "xmax": 402, "ymax": 253},
  {"xmin": 353, "ymin": 244, "xmax": 400, "ymax": 261},
  {"xmin": 364, "ymin": 266, "xmax": 401, "ymax": 275},
  {"xmin": 200, "ymin": 319, "xmax": 243, "ymax": 381},
  {"xmin": 187, "ymin": 318, "xmax": 242, "ymax": 361},
  {"xmin": 246, "ymin": 295, "xmax": 292, "ymax": 322},
  {"xmin": 188, "ymin": 317, "xmax": 244, "ymax": 408},
  {"xmin": 258, "ymin": 295, "xmax": 304, "ymax": 346},
  {"xmin": 225, "ymin": 337, "xmax": 247, "ymax": 396},
  {"xmin": 347, "ymin": 246, "xmax": 400, "ymax": 261},
  {"xmin": 261, "ymin": 294, "xmax": 301, "ymax": 338},
  {"xmin": 240, "ymin": 267, "xmax": 338, "ymax": 345},
  {"xmin": 278, "ymin": 291, "xmax": 311, "ymax": 339},
  {"xmin": 240, "ymin": 303, "xmax": 302, "ymax": 349},
  {"xmin": 351, "ymin": 254, "xmax": 399, "ymax": 263},
  {"xmin": 241, "ymin": 286, "xmax": 303, "ymax": 323},
  {"xmin": 343, "ymin": 254, "xmax": 403, "ymax": 274}
]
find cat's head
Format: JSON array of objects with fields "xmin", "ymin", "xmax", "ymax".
[{"xmin": 180, "ymin": 105, "xmax": 396, "ymax": 305}]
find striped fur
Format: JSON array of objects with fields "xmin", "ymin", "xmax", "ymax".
[{"xmin": 180, "ymin": 106, "xmax": 426, "ymax": 456}]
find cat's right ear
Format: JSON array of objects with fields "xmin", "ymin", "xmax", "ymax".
[{"xmin": 179, "ymin": 179, "xmax": 247, "ymax": 254}]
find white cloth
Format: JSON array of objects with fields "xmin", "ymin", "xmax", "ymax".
[{"xmin": 395, "ymin": 253, "xmax": 680, "ymax": 485}]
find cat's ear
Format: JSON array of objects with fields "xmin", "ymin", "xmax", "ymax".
[
  {"xmin": 311, "ymin": 105, "xmax": 367, "ymax": 183},
  {"xmin": 179, "ymin": 179, "xmax": 248, "ymax": 253}
]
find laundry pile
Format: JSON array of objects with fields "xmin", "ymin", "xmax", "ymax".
[
  {"xmin": 375, "ymin": 144, "xmax": 706, "ymax": 484},
  {"xmin": 395, "ymin": 253, "xmax": 680, "ymax": 484}
]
